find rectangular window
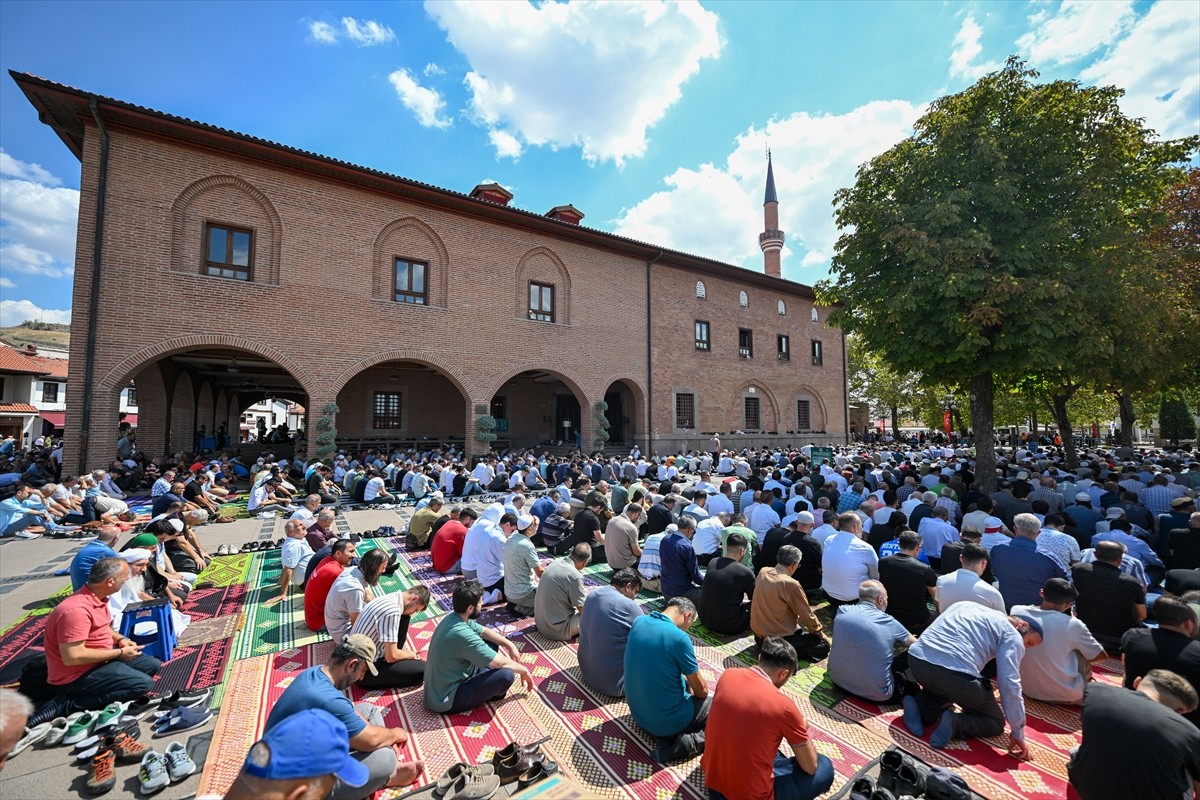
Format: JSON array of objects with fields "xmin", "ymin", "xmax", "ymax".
[
  {"xmin": 42, "ymin": 382, "xmax": 59, "ymax": 403},
  {"xmin": 393, "ymin": 259, "xmax": 428, "ymax": 304},
  {"xmin": 695, "ymin": 320, "xmax": 710, "ymax": 351},
  {"xmin": 811, "ymin": 339, "xmax": 823, "ymax": 366},
  {"xmin": 797, "ymin": 399, "xmax": 812, "ymax": 430},
  {"xmin": 777, "ymin": 334, "xmax": 790, "ymax": 361},
  {"xmin": 373, "ymin": 391, "xmax": 403, "ymax": 429},
  {"xmin": 204, "ymin": 222, "xmax": 253, "ymax": 281},
  {"xmin": 126, "ymin": 387, "xmax": 138, "ymax": 407},
  {"xmin": 744, "ymin": 396, "xmax": 761, "ymax": 429},
  {"xmin": 529, "ymin": 282, "xmax": 555, "ymax": 322},
  {"xmin": 738, "ymin": 328, "xmax": 753, "ymax": 359},
  {"xmin": 675, "ymin": 393, "xmax": 696, "ymax": 429}
]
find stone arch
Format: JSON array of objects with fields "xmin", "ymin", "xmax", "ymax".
[
  {"xmin": 329, "ymin": 349, "xmax": 475, "ymax": 401},
  {"xmin": 514, "ymin": 246, "xmax": 572, "ymax": 325},
  {"xmin": 98, "ymin": 336, "xmax": 316, "ymax": 399},
  {"xmin": 730, "ymin": 379, "xmax": 779, "ymax": 432},
  {"xmin": 371, "ymin": 217, "xmax": 450, "ymax": 307},
  {"xmin": 792, "ymin": 384, "xmax": 830, "ymax": 432},
  {"xmin": 170, "ymin": 174, "xmax": 283, "ymax": 285}
]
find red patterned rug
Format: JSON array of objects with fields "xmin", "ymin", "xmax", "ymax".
[
  {"xmin": 154, "ymin": 637, "xmax": 234, "ymax": 694},
  {"xmin": 0, "ymin": 615, "xmax": 47, "ymax": 686}
]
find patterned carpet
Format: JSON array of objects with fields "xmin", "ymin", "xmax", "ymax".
[{"xmin": 199, "ymin": 553, "xmax": 255, "ymax": 587}]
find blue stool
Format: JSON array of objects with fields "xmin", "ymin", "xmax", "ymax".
[{"xmin": 119, "ymin": 598, "xmax": 176, "ymax": 662}]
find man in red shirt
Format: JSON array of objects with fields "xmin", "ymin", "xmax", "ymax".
[
  {"xmin": 702, "ymin": 637, "xmax": 834, "ymax": 800},
  {"xmin": 305, "ymin": 539, "xmax": 357, "ymax": 632},
  {"xmin": 431, "ymin": 507, "xmax": 475, "ymax": 574},
  {"xmin": 44, "ymin": 557, "xmax": 162, "ymax": 709}
]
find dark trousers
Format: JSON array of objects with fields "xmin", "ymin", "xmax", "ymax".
[
  {"xmin": 58, "ymin": 655, "xmax": 161, "ymax": 710},
  {"xmin": 697, "ymin": 552, "xmax": 718, "ymax": 568},
  {"xmin": 359, "ymin": 658, "xmax": 426, "ymax": 689},
  {"xmin": 708, "ymin": 753, "xmax": 835, "ymax": 800},
  {"xmin": 702, "ymin": 604, "xmax": 751, "ymax": 636},
  {"xmin": 666, "ymin": 586, "xmax": 704, "ymax": 607},
  {"xmin": 825, "ymin": 596, "xmax": 857, "ymax": 614},
  {"xmin": 755, "ymin": 632, "xmax": 829, "ymax": 663},
  {"xmin": 449, "ymin": 668, "xmax": 515, "ymax": 713},
  {"xmin": 908, "ymin": 655, "xmax": 1005, "ymax": 740},
  {"xmin": 653, "ymin": 694, "xmax": 711, "ymax": 762}
]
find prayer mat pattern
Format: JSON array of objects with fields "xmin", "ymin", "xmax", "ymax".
[
  {"xmin": 155, "ymin": 637, "xmax": 234, "ymax": 695},
  {"xmin": 177, "ymin": 614, "xmax": 240, "ymax": 648},
  {"xmin": 197, "ymin": 654, "xmax": 273, "ymax": 798},
  {"xmin": 0, "ymin": 615, "xmax": 47, "ymax": 686},
  {"xmin": 231, "ymin": 552, "xmax": 329, "ymax": 659},
  {"xmin": 197, "ymin": 553, "xmax": 254, "ymax": 587},
  {"xmin": 184, "ymin": 583, "xmax": 248, "ymax": 621}
]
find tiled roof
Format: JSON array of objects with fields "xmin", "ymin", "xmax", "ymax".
[
  {"xmin": 0, "ymin": 346, "xmax": 50, "ymax": 376},
  {"xmin": 24, "ymin": 354, "xmax": 68, "ymax": 379},
  {"xmin": 0, "ymin": 403, "xmax": 40, "ymax": 414}
]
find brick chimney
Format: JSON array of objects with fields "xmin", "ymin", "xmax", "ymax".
[
  {"xmin": 545, "ymin": 204, "xmax": 585, "ymax": 225},
  {"xmin": 470, "ymin": 182, "xmax": 513, "ymax": 206}
]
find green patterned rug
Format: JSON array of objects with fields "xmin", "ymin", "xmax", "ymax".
[{"xmin": 198, "ymin": 553, "xmax": 254, "ymax": 587}]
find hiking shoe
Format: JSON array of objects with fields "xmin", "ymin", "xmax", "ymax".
[
  {"xmin": 445, "ymin": 768, "xmax": 501, "ymax": 800},
  {"xmin": 164, "ymin": 741, "xmax": 197, "ymax": 782},
  {"xmin": 93, "ymin": 701, "xmax": 127, "ymax": 732},
  {"xmin": 62, "ymin": 711, "xmax": 97, "ymax": 745},
  {"xmin": 86, "ymin": 749, "xmax": 117, "ymax": 795},
  {"xmin": 106, "ymin": 730, "xmax": 147, "ymax": 764},
  {"xmin": 7, "ymin": 722, "xmax": 51, "ymax": 758},
  {"xmin": 138, "ymin": 750, "xmax": 170, "ymax": 795}
]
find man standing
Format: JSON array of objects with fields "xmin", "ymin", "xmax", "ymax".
[
  {"xmin": 828, "ymin": 581, "xmax": 915, "ymax": 704},
  {"xmin": 698, "ymin": 532, "xmax": 755, "ymax": 635},
  {"xmin": 902, "ymin": 602, "xmax": 1042, "ymax": 757},
  {"xmin": 990, "ymin": 513, "xmax": 1068, "ymax": 609},
  {"xmin": 578, "ymin": 569, "xmax": 644, "ymax": 697},
  {"xmin": 352, "ymin": 587, "xmax": 431, "ymax": 690},
  {"xmin": 703, "ymin": 637, "xmax": 835, "ymax": 800},
  {"xmin": 604, "ymin": 503, "xmax": 644, "ymax": 571},
  {"xmin": 1072, "ymin": 541, "xmax": 1147, "ymax": 652},
  {"xmin": 534, "ymin": 544, "xmax": 590, "ymax": 641},
  {"xmin": 1012, "ymin": 579, "xmax": 1105, "ymax": 704},
  {"xmin": 624, "ymin": 597, "xmax": 709, "ymax": 763},
  {"xmin": 750, "ymin": 546, "xmax": 829, "ymax": 662},
  {"xmin": 877, "ymin": 530, "xmax": 938, "ymax": 634},
  {"xmin": 821, "ymin": 512, "xmax": 880, "ymax": 612},
  {"xmin": 660, "ymin": 517, "xmax": 704, "ymax": 604}
]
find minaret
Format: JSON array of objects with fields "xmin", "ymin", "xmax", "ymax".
[{"xmin": 759, "ymin": 150, "xmax": 784, "ymax": 278}]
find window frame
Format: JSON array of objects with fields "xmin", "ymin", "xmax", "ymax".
[
  {"xmin": 675, "ymin": 392, "xmax": 696, "ymax": 430},
  {"xmin": 811, "ymin": 339, "xmax": 824, "ymax": 366},
  {"xmin": 777, "ymin": 334, "xmax": 790, "ymax": 361},
  {"xmin": 203, "ymin": 221, "xmax": 255, "ymax": 281},
  {"xmin": 528, "ymin": 281, "xmax": 556, "ymax": 323},
  {"xmin": 695, "ymin": 320, "xmax": 711, "ymax": 351},
  {"xmin": 738, "ymin": 328, "xmax": 753, "ymax": 359},
  {"xmin": 41, "ymin": 382, "xmax": 59, "ymax": 403},
  {"xmin": 797, "ymin": 399, "xmax": 812, "ymax": 430},
  {"xmin": 393, "ymin": 258, "xmax": 429, "ymax": 305},
  {"xmin": 372, "ymin": 391, "xmax": 403, "ymax": 430},
  {"xmin": 744, "ymin": 396, "xmax": 761, "ymax": 430},
  {"xmin": 125, "ymin": 386, "xmax": 138, "ymax": 407}
]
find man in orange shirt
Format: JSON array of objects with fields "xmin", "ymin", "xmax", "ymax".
[
  {"xmin": 702, "ymin": 637, "xmax": 834, "ymax": 800},
  {"xmin": 305, "ymin": 539, "xmax": 356, "ymax": 632}
]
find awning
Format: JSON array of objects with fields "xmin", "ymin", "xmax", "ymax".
[
  {"xmin": 120, "ymin": 414, "xmax": 138, "ymax": 426},
  {"xmin": 40, "ymin": 411, "xmax": 65, "ymax": 427}
]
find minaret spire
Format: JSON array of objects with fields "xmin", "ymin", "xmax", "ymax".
[{"xmin": 760, "ymin": 149, "xmax": 784, "ymax": 277}]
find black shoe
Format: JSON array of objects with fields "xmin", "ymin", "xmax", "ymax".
[{"xmin": 29, "ymin": 695, "xmax": 76, "ymax": 727}]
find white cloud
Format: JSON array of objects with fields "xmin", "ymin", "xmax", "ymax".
[
  {"xmin": 488, "ymin": 130, "xmax": 523, "ymax": 160},
  {"xmin": 341, "ymin": 17, "xmax": 395, "ymax": 46},
  {"xmin": 423, "ymin": 62, "xmax": 445, "ymax": 77},
  {"xmin": 425, "ymin": 0, "xmax": 721, "ymax": 165},
  {"xmin": 0, "ymin": 277, "xmax": 15, "ymax": 289},
  {"xmin": 0, "ymin": 166, "xmax": 79, "ymax": 281},
  {"xmin": 614, "ymin": 100, "xmax": 925, "ymax": 279},
  {"xmin": 308, "ymin": 20, "xmax": 338, "ymax": 44},
  {"xmin": 387, "ymin": 69, "xmax": 453, "ymax": 129},
  {"xmin": 950, "ymin": 15, "xmax": 1001, "ymax": 80},
  {"xmin": 1080, "ymin": 1, "xmax": 1200, "ymax": 140},
  {"xmin": 1017, "ymin": 0, "xmax": 1135, "ymax": 66},
  {"xmin": 0, "ymin": 149, "xmax": 61, "ymax": 187},
  {"xmin": 0, "ymin": 299, "xmax": 70, "ymax": 327}
]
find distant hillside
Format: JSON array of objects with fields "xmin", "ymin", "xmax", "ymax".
[{"xmin": 0, "ymin": 323, "xmax": 71, "ymax": 351}]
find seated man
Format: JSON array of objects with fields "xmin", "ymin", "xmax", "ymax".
[
  {"xmin": 660, "ymin": 516, "xmax": 704, "ymax": 604},
  {"xmin": 69, "ymin": 525, "xmax": 120, "ymax": 592},
  {"xmin": 1069, "ymin": 669, "xmax": 1200, "ymax": 800},
  {"xmin": 704, "ymin": 637, "xmax": 835, "ymax": 800},
  {"xmin": 698, "ymin": 532, "xmax": 755, "ymax": 635},
  {"xmin": 423, "ymin": 580, "xmax": 534, "ymax": 714},
  {"xmin": 936, "ymin": 542, "xmax": 1005, "ymax": 613},
  {"xmin": 1121, "ymin": 595, "xmax": 1200, "ymax": 728},
  {"xmin": 637, "ymin": 527, "xmax": 668, "ymax": 594},
  {"xmin": 1, "ymin": 482, "xmax": 51, "ymax": 538},
  {"xmin": 43, "ymin": 557, "xmax": 162, "ymax": 709},
  {"xmin": 569, "ymin": 498, "xmax": 607, "ymax": 563},
  {"xmin": 939, "ymin": 528, "xmax": 995, "ymax": 583},
  {"xmin": 828, "ymin": 580, "xmax": 915, "ymax": 704},
  {"xmin": 750, "ymin": 545, "xmax": 829, "ymax": 662},
  {"xmin": 248, "ymin": 478, "xmax": 294, "ymax": 516},
  {"xmin": 821, "ymin": 512, "xmax": 879, "ymax": 612},
  {"xmin": 431, "ymin": 507, "xmax": 474, "ymax": 575},
  {"xmin": 224, "ymin": 709, "xmax": 367, "ymax": 800},
  {"xmin": 604, "ymin": 503, "xmax": 644, "ymax": 571},
  {"xmin": 624, "ymin": 597, "xmax": 709, "ymax": 763},
  {"xmin": 325, "ymin": 549, "xmax": 389, "ymax": 645},
  {"xmin": 351, "ymin": 586, "xmax": 431, "ymax": 690},
  {"xmin": 265, "ymin": 636, "xmax": 423, "ymax": 799},
  {"xmin": 279, "ymin": 519, "xmax": 314, "ymax": 595},
  {"xmin": 903, "ymin": 602, "xmax": 1042, "ymax": 756},
  {"xmin": 406, "ymin": 497, "xmax": 444, "ymax": 549},
  {"xmin": 534, "ymin": 543, "xmax": 590, "ymax": 640},
  {"xmin": 877, "ymin": 530, "xmax": 937, "ymax": 634},
  {"xmin": 502, "ymin": 515, "xmax": 544, "ymax": 617},
  {"xmin": 991, "ymin": 513, "xmax": 1068, "ymax": 609},
  {"xmin": 288, "ymin": 494, "xmax": 322, "ymax": 525},
  {"xmin": 578, "ymin": 569, "xmax": 644, "ymax": 697},
  {"xmin": 361, "ymin": 470, "xmax": 396, "ymax": 505},
  {"xmin": 305, "ymin": 539, "xmax": 357, "ymax": 632},
  {"xmin": 1012, "ymin": 578, "xmax": 1105, "ymax": 704},
  {"xmin": 540, "ymin": 502, "xmax": 574, "ymax": 555},
  {"xmin": 306, "ymin": 510, "xmax": 339, "ymax": 551},
  {"xmin": 1072, "ymin": 540, "xmax": 1147, "ymax": 652}
]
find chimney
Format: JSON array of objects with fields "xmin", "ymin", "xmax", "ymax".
[
  {"xmin": 469, "ymin": 182, "xmax": 513, "ymax": 206},
  {"xmin": 545, "ymin": 204, "xmax": 585, "ymax": 225},
  {"xmin": 23, "ymin": 344, "xmax": 38, "ymax": 356}
]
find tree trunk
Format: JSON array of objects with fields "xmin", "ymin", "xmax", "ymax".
[
  {"xmin": 971, "ymin": 372, "xmax": 997, "ymax": 493},
  {"xmin": 1030, "ymin": 409, "xmax": 1039, "ymax": 439},
  {"xmin": 890, "ymin": 406, "xmax": 900, "ymax": 439},
  {"xmin": 1051, "ymin": 393, "xmax": 1079, "ymax": 470},
  {"xmin": 1117, "ymin": 392, "xmax": 1136, "ymax": 447}
]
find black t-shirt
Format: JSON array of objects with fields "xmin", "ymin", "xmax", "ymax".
[
  {"xmin": 306, "ymin": 472, "xmax": 325, "ymax": 495},
  {"xmin": 571, "ymin": 509, "xmax": 601, "ymax": 547},
  {"xmin": 867, "ymin": 523, "xmax": 901, "ymax": 554},
  {"xmin": 877, "ymin": 554, "xmax": 936, "ymax": 633},
  {"xmin": 698, "ymin": 557, "xmax": 756, "ymax": 635},
  {"xmin": 1122, "ymin": 627, "xmax": 1200, "ymax": 728},
  {"xmin": 183, "ymin": 482, "xmax": 205, "ymax": 502},
  {"xmin": 151, "ymin": 492, "xmax": 185, "ymax": 517},
  {"xmin": 939, "ymin": 541, "xmax": 995, "ymax": 583},
  {"xmin": 452, "ymin": 474, "xmax": 469, "ymax": 496},
  {"xmin": 1069, "ymin": 682, "xmax": 1200, "ymax": 800},
  {"xmin": 1071, "ymin": 562, "xmax": 1146, "ymax": 649},
  {"xmin": 756, "ymin": 526, "xmax": 789, "ymax": 573},
  {"xmin": 1166, "ymin": 569, "xmax": 1200, "ymax": 596},
  {"xmin": 646, "ymin": 504, "xmax": 674, "ymax": 536},
  {"xmin": 782, "ymin": 531, "xmax": 823, "ymax": 593}
]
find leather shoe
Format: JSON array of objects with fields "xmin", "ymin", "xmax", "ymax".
[
  {"xmin": 495, "ymin": 752, "xmax": 546, "ymax": 785},
  {"xmin": 490, "ymin": 735, "xmax": 551, "ymax": 769},
  {"xmin": 516, "ymin": 758, "xmax": 559, "ymax": 790}
]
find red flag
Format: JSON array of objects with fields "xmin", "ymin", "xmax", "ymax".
[{"xmin": 943, "ymin": 411, "xmax": 952, "ymax": 434}]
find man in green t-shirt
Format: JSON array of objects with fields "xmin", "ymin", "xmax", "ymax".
[
  {"xmin": 721, "ymin": 515, "xmax": 758, "ymax": 569},
  {"xmin": 423, "ymin": 580, "xmax": 534, "ymax": 714}
]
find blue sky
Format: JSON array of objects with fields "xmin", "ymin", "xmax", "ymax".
[{"xmin": 1, "ymin": 0, "xmax": 1197, "ymax": 326}]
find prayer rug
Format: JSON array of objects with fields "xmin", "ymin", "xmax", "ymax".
[
  {"xmin": 177, "ymin": 614, "xmax": 240, "ymax": 648},
  {"xmin": 196, "ymin": 654, "xmax": 273, "ymax": 797},
  {"xmin": 184, "ymin": 583, "xmax": 248, "ymax": 621},
  {"xmin": 230, "ymin": 554, "xmax": 329, "ymax": 660},
  {"xmin": 197, "ymin": 553, "xmax": 254, "ymax": 587},
  {"xmin": 155, "ymin": 637, "xmax": 234, "ymax": 695},
  {"xmin": 216, "ymin": 499, "xmax": 251, "ymax": 519},
  {"xmin": 0, "ymin": 615, "xmax": 46, "ymax": 685}
]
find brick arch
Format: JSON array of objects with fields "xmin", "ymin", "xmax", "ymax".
[
  {"xmin": 196, "ymin": 381, "xmax": 215, "ymax": 433},
  {"xmin": 792, "ymin": 384, "xmax": 829, "ymax": 431},
  {"xmin": 514, "ymin": 246, "xmax": 571, "ymax": 325},
  {"xmin": 598, "ymin": 374, "xmax": 648, "ymax": 444},
  {"xmin": 329, "ymin": 349, "xmax": 475, "ymax": 401},
  {"xmin": 730, "ymin": 379, "xmax": 780, "ymax": 431},
  {"xmin": 371, "ymin": 217, "xmax": 450, "ymax": 307},
  {"xmin": 482, "ymin": 365, "xmax": 586, "ymax": 406},
  {"xmin": 170, "ymin": 174, "xmax": 283, "ymax": 285},
  {"xmin": 98, "ymin": 336, "xmax": 314, "ymax": 399}
]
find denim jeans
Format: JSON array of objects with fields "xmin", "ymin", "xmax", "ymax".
[
  {"xmin": 449, "ymin": 668, "xmax": 515, "ymax": 713},
  {"xmin": 59, "ymin": 654, "xmax": 161, "ymax": 709},
  {"xmin": 708, "ymin": 753, "xmax": 834, "ymax": 800}
]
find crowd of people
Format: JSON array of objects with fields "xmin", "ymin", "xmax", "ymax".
[{"xmin": 2, "ymin": 431, "xmax": 1200, "ymax": 800}]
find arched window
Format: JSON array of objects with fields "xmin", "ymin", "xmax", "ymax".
[
  {"xmin": 778, "ymin": 299, "xmax": 786, "ymax": 316},
  {"xmin": 739, "ymin": 291, "xmax": 748, "ymax": 308},
  {"xmin": 696, "ymin": 280, "xmax": 706, "ymax": 299},
  {"xmin": 811, "ymin": 307, "xmax": 819, "ymax": 323}
]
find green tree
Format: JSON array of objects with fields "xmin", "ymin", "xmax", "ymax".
[
  {"xmin": 846, "ymin": 333, "xmax": 920, "ymax": 437},
  {"xmin": 1159, "ymin": 393, "xmax": 1197, "ymax": 446},
  {"xmin": 819, "ymin": 58, "xmax": 1197, "ymax": 491}
]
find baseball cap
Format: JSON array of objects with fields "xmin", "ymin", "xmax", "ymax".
[
  {"xmin": 243, "ymin": 709, "xmax": 370, "ymax": 787},
  {"xmin": 338, "ymin": 634, "xmax": 379, "ymax": 675},
  {"xmin": 1075, "ymin": 492, "xmax": 1090, "ymax": 502}
]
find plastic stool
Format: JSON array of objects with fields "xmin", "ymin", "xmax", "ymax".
[{"xmin": 119, "ymin": 598, "xmax": 176, "ymax": 662}]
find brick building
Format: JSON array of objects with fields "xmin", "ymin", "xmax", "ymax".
[{"xmin": 13, "ymin": 73, "xmax": 848, "ymax": 473}]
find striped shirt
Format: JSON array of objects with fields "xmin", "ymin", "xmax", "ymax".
[
  {"xmin": 638, "ymin": 533, "xmax": 666, "ymax": 579},
  {"xmin": 349, "ymin": 593, "xmax": 408, "ymax": 654},
  {"xmin": 1139, "ymin": 485, "xmax": 1174, "ymax": 519}
]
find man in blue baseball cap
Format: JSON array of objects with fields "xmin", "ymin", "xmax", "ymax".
[{"xmin": 225, "ymin": 708, "xmax": 368, "ymax": 800}]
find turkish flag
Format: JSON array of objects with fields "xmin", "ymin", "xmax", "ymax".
[{"xmin": 943, "ymin": 411, "xmax": 952, "ymax": 434}]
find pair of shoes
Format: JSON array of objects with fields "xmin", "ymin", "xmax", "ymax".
[
  {"xmin": 495, "ymin": 750, "xmax": 557, "ymax": 786},
  {"xmin": 13, "ymin": 529, "xmax": 41, "ymax": 539},
  {"xmin": 138, "ymin": 743, "xmax": 196, "ymax": 794},
  {"xmin": 94, "ymin": 701, "xmax": 128, "ymax": 733},
  {"xmin": 159, "ymin": 688, "xmax": 211, "ymax": 710},
  {"xmin": 62, "ymin": 711, "xmax": 97, "ymax": 746},
  {"xmin": 490, "ymin": 736, "xmax": 551, "ymax": 769},
  {"xmin": 105, "ymin": 730, "xmax": 147, "ymax": 763},
  {"xmin": 86, "ymin": 749, "xmax": 117, "ymax": 795},
  {"xmin": 154, "ymin": 705, "xmax": 213, "ymax": 735},
  {"xmin": 434, "ymin": 763, "xmax": 497, "ymax": 799},
  {"xmin": 879, "ymin": 746, "xmax": 931, "ymax": 795},
  {"xmin": 7, "ymin": 722, "xmax": 51, "ymax": 758}
]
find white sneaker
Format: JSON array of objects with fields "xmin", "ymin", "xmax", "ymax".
[
  {"xmin": 138, "ymin": 750, "xmax": 170, "ymax": 794},
  {"xmin": 164, "ymin": 742, "xmax": 196, "ymax": 782},
  {"xmin": 14, "ymin": 530, "xmax": 41, "ymax": 539},
  {"xmin": 482, "ymin": 589, "xmax": 502, "ymax": 605}
]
